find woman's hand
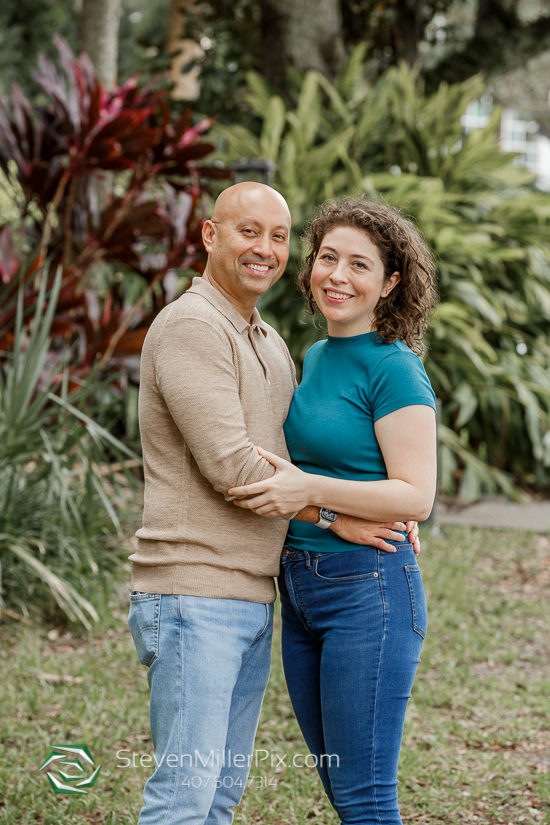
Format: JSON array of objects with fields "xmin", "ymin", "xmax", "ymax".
[{"xmin": 228, "ymin": 448, "xmax": 311, "ymax": 518}]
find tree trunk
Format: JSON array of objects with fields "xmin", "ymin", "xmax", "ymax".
[
  {"xmin": 80, "ymin": 0, "xmax": 122, "ymax": 90},
  {"xmin": 391, "ymin": 0, "xmax": 426, "ymax": 67},
  {"xmin": 80, "ymin": 0, "xmax": 122, "ymax": 277},
  {"xmin": 259, "ymin": 0, "xmax": 346, "ymax": 95},
  {"xmin": 168, "ymin": 0, "xmax": 204, "ymax": 101}
]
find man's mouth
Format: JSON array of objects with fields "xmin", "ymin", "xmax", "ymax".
[
  {"xmin": 243, "ymin": 262, "xmax": 272, "ymax": 274},
  {"xmin": 325, "ymin": 289, "xmax": 353, "ymax": 303}
]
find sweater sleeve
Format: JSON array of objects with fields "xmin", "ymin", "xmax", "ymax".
[{"xmin": 153, "ymin": 317, "xmax": 276, "ymax": 499}]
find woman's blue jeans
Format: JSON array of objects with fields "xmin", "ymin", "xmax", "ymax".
[{"xmin": 279, "ymin": 542, "xmax": 427, "ymax": 825}]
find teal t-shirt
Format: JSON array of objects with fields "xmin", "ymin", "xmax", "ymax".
[{"xmin": 284, "ymin": 331, "xmax": 436, "ymax": 553}]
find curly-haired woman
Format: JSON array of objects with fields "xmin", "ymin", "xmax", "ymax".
[{"xmin": 228, "ymin": 197, "xmax": 438, "ymax": 824}]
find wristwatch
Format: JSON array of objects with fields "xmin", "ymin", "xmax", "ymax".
[{"xmin": 316, "ymin": 508, "xmax": 338, "ymax": 529}]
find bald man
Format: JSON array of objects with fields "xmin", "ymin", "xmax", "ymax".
[{"xmin": 127, "ymin": 184, "xmax": 412, "ymax": 824}]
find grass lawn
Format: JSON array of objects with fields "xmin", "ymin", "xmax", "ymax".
[{"xmin": 0, "ymin": 525, "xmax": 549, "ymax": 824}]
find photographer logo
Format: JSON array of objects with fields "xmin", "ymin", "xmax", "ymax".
[{"xmin": 38, "ymin": 744, "xmax": 101, "ymax": 794}]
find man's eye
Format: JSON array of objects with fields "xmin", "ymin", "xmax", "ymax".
[
  {"xmin": 243, "ymin": 228, "xmax": 256, "ymax": 235},
  {"xmin": 274, "ymin": 234, "xmax": 287, "ymax": 242}
]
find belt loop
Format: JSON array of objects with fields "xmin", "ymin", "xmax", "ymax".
[{"xmin": 303, "ymin": 549, "xmax": 312, "ymax": 569}]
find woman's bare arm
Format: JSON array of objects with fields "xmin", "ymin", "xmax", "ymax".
[{"xmin": 228, "ymin": 405, "xmax": 437, "ymax": 523}]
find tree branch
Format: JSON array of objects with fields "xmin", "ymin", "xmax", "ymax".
[{"xmin": 424, "ymin": 8, "xmax": 550, "ymax": 92}]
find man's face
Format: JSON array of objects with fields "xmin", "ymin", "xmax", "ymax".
[{"xmin": 203, "ymin": 185, "xmax": 291, "ymax": 306}]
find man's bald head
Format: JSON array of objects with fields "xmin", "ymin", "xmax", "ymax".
[
  {"xmin": 202, "ymin": 183, "xmax": 291, "ymax": 321},
  {"xmin": 211, "ymin": 182, "xmax": 291, "ymax": 225}
]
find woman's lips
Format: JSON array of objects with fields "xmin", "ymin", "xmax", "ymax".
[{"xmin": 324, "ymin": 289, "xmax": 353, "ymax": 303}]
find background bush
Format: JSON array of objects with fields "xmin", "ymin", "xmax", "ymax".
[{"xmin": 216, "ymin": 50, "xmax": 550, "ymax": 499}]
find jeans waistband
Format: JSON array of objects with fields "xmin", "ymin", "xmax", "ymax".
[{"xmin": 281, "ymin": 544, "xmax": 414, "ymax": 564}]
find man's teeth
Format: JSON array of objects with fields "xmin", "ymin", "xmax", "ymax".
[
  {"xmin": 248, "ymin": 264, "xmax": 270, "ymax": 272},
  {"xmin": 326, "ymin": 290, "xmax": 352, "ymax": 299}
]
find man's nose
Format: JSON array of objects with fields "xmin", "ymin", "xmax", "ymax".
[{"xmin": 251, "ymin": 234, "xmax": 275, "ymax": 259}]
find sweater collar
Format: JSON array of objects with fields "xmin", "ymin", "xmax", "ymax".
[{"xmin": 187, "ymin": 277, "xmax": 268, "ymax": 337}]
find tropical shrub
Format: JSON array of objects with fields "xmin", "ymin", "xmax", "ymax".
[
  {"xmin": 0, "ymin": 36, "xmax": 228, "ymax": 423},
  {"xmin": 216, "ymin": 52, "xmax": 550, "ymax": 498},
  {"xmin": 0, "ymin": 265, "xmax": 138, "ymax": 627}
]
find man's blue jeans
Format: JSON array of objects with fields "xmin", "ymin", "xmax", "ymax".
[
  {"xmin": 128, "ymin": 593, "xmax": 273, "ymax": 825},
  {"xmin": 279, "ymin": 542, "xmax": 427, "ymax": 825}
]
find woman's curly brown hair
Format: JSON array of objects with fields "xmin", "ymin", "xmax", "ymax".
[{"xmin": 298, "ymin": 197, "xmax": 439, "ymax": 354}]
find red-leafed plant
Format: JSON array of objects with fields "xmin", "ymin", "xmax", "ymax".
[{"xmin": 0, "ymin": 35, "xmax": 230, "ymax": 377}]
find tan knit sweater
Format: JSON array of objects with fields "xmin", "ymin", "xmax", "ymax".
[{"xmin": 129, "ymin": 277, "xmax": 297, "ymax": 603}]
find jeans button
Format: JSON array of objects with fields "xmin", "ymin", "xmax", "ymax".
[{"xmin": 282, "ymin": 548, "xmax": 294, "ymax": 557}]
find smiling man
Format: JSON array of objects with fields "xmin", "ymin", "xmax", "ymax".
[{"xmin": 127, "ymin": 183, "xmax": 416, "ymax": 825}]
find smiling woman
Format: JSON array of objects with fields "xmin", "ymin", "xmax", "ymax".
[
  {"xmin": 229, "ymin": 196, "xmax": 439, "ymax": 825},
  {"xmin": 310, "ymin": 224, "xmax": 401, "ymax": 338}
]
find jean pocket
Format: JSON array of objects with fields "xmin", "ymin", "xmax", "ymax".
[
  {"xmin": 313, "ymin": 554, "xmax": 379, "ymax": 583},
  {"xmin": 404, "ymin": 564, "xmax": 428, "ymax": 639},
  {"xmin": 128, "ymin": 593, "xmax": 160, "ymax": 667}
]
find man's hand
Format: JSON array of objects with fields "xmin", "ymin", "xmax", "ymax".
[
  {"xmin": 330, "ymin": 516, "xmax": 421, "ymax": 555},
  {"xmin": 406, "ymin": 520, "xmax": 421, "ymax": 556}
]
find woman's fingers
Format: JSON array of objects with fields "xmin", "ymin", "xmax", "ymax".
[
  {"xmin": 229, "ymin": 481, "xmax": 268, "ymax": 496},
  {"xmin": 233, "ymin": 494, "xmax": 269, "ymax": 509},
  {"xmin": 256, "ymin": 447, "xmax": 291, "ymax": 469}
]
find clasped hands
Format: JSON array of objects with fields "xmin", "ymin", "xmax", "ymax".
[{"xmin": 228, "ymin": 447, "xmax": 420, "ymax": 555}]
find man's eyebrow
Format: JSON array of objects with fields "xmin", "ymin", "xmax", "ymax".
[{"xmin": 234, "ymin": 217, "xmax": 290, "ymax": 231}]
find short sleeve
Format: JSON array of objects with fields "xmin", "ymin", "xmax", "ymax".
[{"xmin": 370, "ymin": 350, "xmax": 436, "ymax": 423}]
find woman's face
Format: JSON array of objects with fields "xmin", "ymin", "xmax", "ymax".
[{"xmin": 310, "ymin": 225, "xmax": 400, "ymax": 337}]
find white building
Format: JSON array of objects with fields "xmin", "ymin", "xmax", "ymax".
[{"xmin": 461, "ymin": 98, "xmax": 550, "ymax": 191}]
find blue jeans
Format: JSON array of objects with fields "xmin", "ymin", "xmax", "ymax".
[
  {"xmin": 279, "ymin": 543, "xmax": 427, "ymax": 825},
  {"xmin": 127, "ymin": 593, "xmax": 273, "ymax": 825}
]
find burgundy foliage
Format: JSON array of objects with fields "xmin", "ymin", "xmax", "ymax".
[{"xmin": 0, "ymin": 35, "xmax": 230, "ymax": 374}]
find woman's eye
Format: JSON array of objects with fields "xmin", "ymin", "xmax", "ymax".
[
  {"xmin": 354, "ymin": 261, "xmax": 367, "ymax": 269},
  {"xmin": 321, "ymin": 254, "xmax": 335, "ymax": 262}
]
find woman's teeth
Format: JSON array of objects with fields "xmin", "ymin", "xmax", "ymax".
[{"xmin": 326, "ymin": 290, "xmax": 352, "ymax": 300}]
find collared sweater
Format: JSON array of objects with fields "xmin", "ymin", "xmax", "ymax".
[{"xmin": 129, "ymin": 277, "xmax": 297, "ymax": 603}]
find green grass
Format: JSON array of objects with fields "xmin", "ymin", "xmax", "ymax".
[{"xmin": 0, "ymin": 526, "xmax": 549, "ymax": 824}]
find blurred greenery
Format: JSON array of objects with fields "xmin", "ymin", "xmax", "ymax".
[
  {"xmin": 0, "ymin": 265, "xmax": 139, "ymax": 627},
  {"xmin": 215, "ymin": 50, "xmax": 550, "ymax": 498},
  {"xmin": 0, "ymin": 0, "xmax": 170, "ymax": 103}
]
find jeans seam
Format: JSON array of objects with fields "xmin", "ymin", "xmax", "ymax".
[
  {"xmin": 284, "ymin": 565, "xmax": 315, "ymax": 635},
  {"xmin": 405, "ymin": 566, "xmax": 426, "ymax": 639},
  {"xmin": 252, "ymin": 604, "xmax": 271, "ymax": 644},
  {"xmin": 373, "ymin": 604, "xmax": 385, "ymax": 823},
  {"xmin": 158, "ymin": 597, "xmax": 181, "ymax": 825},
  {"xmin": 372, "ymin": 554, "xmax": 386, "ymax": 824}
]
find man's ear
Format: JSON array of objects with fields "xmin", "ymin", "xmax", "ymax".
[
  {"xmin": 381, "ymin": 271, "xmax": 401, "ymax": 298},
  {"xmin": 202, "ymin": 220, "xmax": 215, "ymax": 252}
]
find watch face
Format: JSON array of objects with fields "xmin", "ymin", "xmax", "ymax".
[{"xmin": 320, "ymin": 508, "xmax": 338, "ymax": 523}]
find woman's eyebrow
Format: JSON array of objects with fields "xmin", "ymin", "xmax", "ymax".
[{"xmin": 320, "ymin": 245, "xmax": 375, "ymax": 266}]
